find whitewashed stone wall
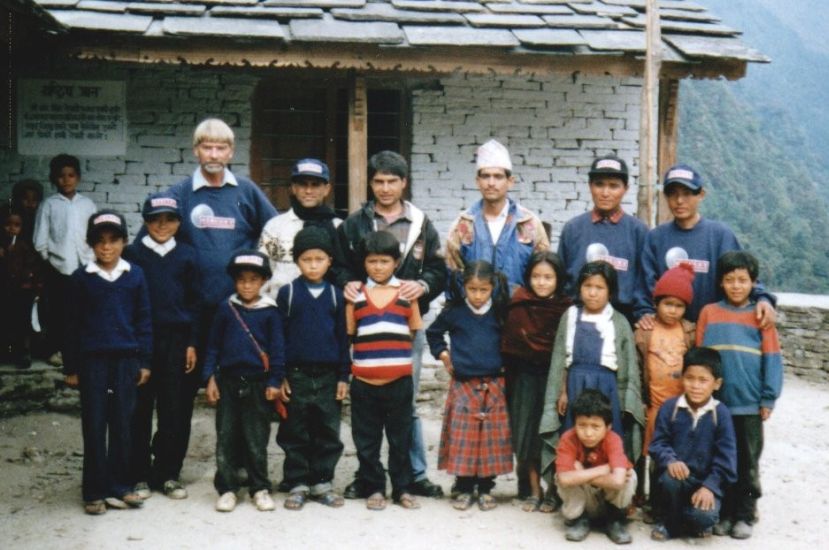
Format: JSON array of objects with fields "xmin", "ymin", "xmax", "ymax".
[{"xmin": 409, "ymin": 72, "xmax": 643, "ymax": 245}]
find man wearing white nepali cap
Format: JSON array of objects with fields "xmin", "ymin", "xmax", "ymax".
[
  {"xmin": 634, "ymin": 163, "xmax": 776, "ymax": 328},
  {"xmin": 558, "ymin": 155, "xmax": 647, "ymax": 324},
  {"xmin": 445, "ymin": 139, "xmax": 549, "ymax": 292}
]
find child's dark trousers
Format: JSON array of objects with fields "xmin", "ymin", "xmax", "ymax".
[
  {"xmin": 657, "ymin": 472, "xmax": 720, "ymax": 537},
  {"xmin": 350, "ymin": 376, "xmax": 414, "ymax": 498},
  {"xmin": 130, "ymin": 327, "xmax": 193, "ymax": 487},
  {"xmin": 213, "ymin": 373, "xmax": 272, "ymax": 496},
  {"xmin": 276, "ymin": 365, "xmax": 344, "ymax": 491},
  {"xmin": 723, "ymin": 414, "xmax": 763, "ymax": 524},
  {"xmin": 79, "ymin": 352, "xmax": 140, "ymax": 502}
]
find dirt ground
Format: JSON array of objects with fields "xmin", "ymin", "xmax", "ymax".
[{"xmin": 0, "ymin": 373, "xmax": 825, "ymax": 550}]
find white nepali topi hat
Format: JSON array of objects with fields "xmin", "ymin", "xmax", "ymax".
[{"xmin": 476, "ymin": 139, "xmax": 512, "ymax": 172}]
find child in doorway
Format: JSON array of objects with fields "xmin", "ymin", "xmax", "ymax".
[
  {"xmin": 555, "ymin": 389, "xmax": 637, "ymax": 544},
  {"xmin": 124, "ymin": 193, "xmax": 200, "ymax": 500},
  {"xmin": 204, "ymin": 250, "xmax": 285, "ymax": 513},
  {"xmin": 346, "ymin": 230, "xmax": 422, "ymax": 511},
  {"xmin": 501, "ymin": 251, "xmax": 571, "ymax": 512},
  {"xmin": 34, "ymin": 154, "xmax": 97, "ymax": 366},
  {"xmin": 649, "ymin": 347, "xmax": 737, "ymax": 541},
  {"xmin": 63, "ymin": 210, "xmax": 152, "ymax": 515},
  {"xmin": 696, "ymin": 251, "xmax": 783, "ymax": 539},
  {"xmin": 427, "ymin": 260, "xmax": 513, "ymax": 511},
  {"xmin": 11, "ymin": 178, "xmax": 44, "ymax": 245},
  {"xmin": 275, "ymin": 226, "xmax": 349, "ymax": 510}
]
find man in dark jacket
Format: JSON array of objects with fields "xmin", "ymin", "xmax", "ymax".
[{"xmin": 334, "ymin": 151, "xmax": 446, "ymax": 500}]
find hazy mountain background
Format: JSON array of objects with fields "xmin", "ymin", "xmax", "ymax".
[{"xmin": 678, "ymin": 0, "xmax": 829, "ymax": 292}]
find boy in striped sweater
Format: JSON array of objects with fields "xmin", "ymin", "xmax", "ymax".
[
  {"xmin": 696, "ymin": 251, "xmax": 783, "ymax": 540},
  {"xmin": 345, "ymin": 231, "xmax": 422, "ymax": 511}
]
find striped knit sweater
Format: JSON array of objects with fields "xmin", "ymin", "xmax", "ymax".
[
  {"xmin": 348, "ymin": 289, "xmax": 416, "ymax": 380},
  {"xmin": 696, "ymin": 300, "xmax": 783, "ymax": 415}
]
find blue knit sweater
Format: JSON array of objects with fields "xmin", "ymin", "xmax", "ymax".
[
  {"xmin": 649, "ymin": 396, "xmax": 738, "ymax": 498},
  {"xmin": 123, "ymin": 240, "xmax": 200, "ymax": 343},
  {"xmin": 165, "ymin": 176, "xmax": 277, "ymax": 306},
  {"xmin": 63, "ymin": 265, "xmax": 153, "ymax": 375},
  {"xmin": 426, "ymin": 304, "xmax": 503, "ymax": 378},
  {"xmin": 635, "ymin": 218, "xmax": 775, "ymax": 322},
  {"xmin": 203, "ymin": 298, "xmax": 286, "ymax": 387},
  {"xmin": 276, "ymin": 278, "xmax": 350, "ymax": 381},
  {"xmin": 558, "ymin": 211, "xmax": 647, "ymax": 308}
]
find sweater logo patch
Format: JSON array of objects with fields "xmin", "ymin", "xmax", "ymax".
[
  {"xmin": 665, "ymin": 247, "xmax": 709, "ymax": 273},
  {"xmin": 190, "ymin": 204, "xmax": 236, "ymax": 230},
  {"xmin": 585, "ymin": 242, "xmax": 628, "ymax": 271}
]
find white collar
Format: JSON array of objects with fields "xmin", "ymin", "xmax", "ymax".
[
  {"xmin": 465, "ymin": 298, "xmax": 492, "ymax": 315},
  {"xmin": 676, "ymin": 394, "xmax": 720, "ymax": 428},
  {"xmin": 141, "ymin": 235, "xmax": 177, "ymax": 257},
  {"xmin": 192, "ymin": 167, "xmax": 238, "ymax": 191},
  {"xmin": 230, "ymin": 294, "xmax": 277, "ymax": 309},
  {"xmin": 86, "ymin": 258, "xmax": 131, "ymax": 282},
  {"xmin": 366, "ymin": 276, "xmax": 401, "ymax": 288}
]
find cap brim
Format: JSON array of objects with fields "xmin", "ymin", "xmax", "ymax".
[
  {"xmin": 664, "ymin": 179, "xmax": 701, "ymax": 190},
  {"xmin": 144, "ymin": 207, "xmax": 180, "ymax": 218},
  {"xmin": 291, "ymin": 173, "xmax": 329, "ymax": 182}
]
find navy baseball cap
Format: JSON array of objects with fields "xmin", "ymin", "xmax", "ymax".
[
  {"xmin": 291, "ymin": 158, "xmax": 330, "ymax": 183},
  {"xmin": 663, "ymin": 164, "xmax": 703, "ymax": 191},
  {"xmin": 589, "ymin": 155, "xmax": 629, "ymax": 185},
  {"xmin": 86, "ymin": 209, "xmax": 128, "ymax": 245},
  {"xmin": 142, "ymin": 192, "xmax": 181, "ymax": 220},
  {"xmin": 227, "ymin": 249, "xmax": 272, "ymax": 280}
]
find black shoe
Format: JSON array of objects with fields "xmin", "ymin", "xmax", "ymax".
[
  {"xmin": 607, "ymin": 519, "xmax": 632, "ymax": 545},
  {"xmin": 565, "ymin": 516, "xmax": 591, "ymax": 542},
  {"xmin": 343, "ymin": 480, "xmax": 370, "ymax": 500},
  {"xmin": 276, "ymin": 480, "xmax": 292, "ymax": 493},
  {"xmin": 409, "ymin": 478, "xmax": 444, "ymax": 498}
]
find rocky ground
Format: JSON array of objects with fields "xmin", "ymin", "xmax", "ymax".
[{"xmin": 0, "ymin": 372, "xmax": 826, "ymax": 549}]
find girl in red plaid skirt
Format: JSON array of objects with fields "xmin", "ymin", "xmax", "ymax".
[{"xmin": 426, "ymin": 261, "xmax": 512, "ymax": 511}]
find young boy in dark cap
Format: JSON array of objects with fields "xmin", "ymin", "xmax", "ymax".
[
  {"xmin": 204, "ymin": 250, "xmax": 285, "ymax": 513},
  {"xmin": 558, "ymin": 155, "xmax": 647, "ymax": 325},
  {"xmin": 63, "ymin": 210, "xmax": 153, "ymax": 515},
  {"xmin": 124, "ymin": 192, "xmax": 200, "ymax": 500},
  {"xmin": 275, "ymin": 226, "xmax": 350, "ymax": 510}
]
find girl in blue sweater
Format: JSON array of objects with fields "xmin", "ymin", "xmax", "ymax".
[{"xmin": 426, "ymin": 260, "xmax": 512, "ymax": 511}]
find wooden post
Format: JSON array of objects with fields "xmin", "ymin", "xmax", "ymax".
[
  {"xmin": 636, "ymin": 0, "xmax": 662, "ymax": 228},
  {"xmin": 657, "ymin": 79, "xmax": 680, "ymax": 223},
  {"xmin": 348, "ymin": 73, "xmax": 368, "ymax": 212}
]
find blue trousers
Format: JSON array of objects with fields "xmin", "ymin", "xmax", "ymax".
[
  {"xmin": 79, "ymin": 353, "xmax": 140, "ymax": 502},
  {"xmin": 657, "ymin": 472, "xmax": 720, "ymax": 537}
]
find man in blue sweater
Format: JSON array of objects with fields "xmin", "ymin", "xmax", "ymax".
[
  {"xmin": 558, "ymin": 155, "xmax": 646, "ymax": 324},
  {"xmin": 649, "ymin": 347, "xmax": 737, "ymax": 540},
  {"xmin": 635, "ymin": 164, "xmax": 775, "ymax": 327}
]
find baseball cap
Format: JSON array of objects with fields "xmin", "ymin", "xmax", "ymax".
[
  {"xmin": 86, "ymin": 209, "xmax": 128, "ymax": 245},
  {"xmin": 142, "ymin": 192, "xmax": 180, "ymax": 220},
  {"xmin": 291, "ymin": 158, "xmax": 330, "ymax": 183},
  {"xmin": 589, "ymin": 155, "xmax": 629, "ymax": 185},
  {"xmin": 227, "ymin": 249, "xmax": 272, "ymax": 280},
  {"xmin": 663, "ymin": 164, "xmax": 703, "ymax": 191}
]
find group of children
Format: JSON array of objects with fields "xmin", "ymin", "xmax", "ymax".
[{"xmin": 3, "ymin": 152, "xmax": 782, "ymax": 546}]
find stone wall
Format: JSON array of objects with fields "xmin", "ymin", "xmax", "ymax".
[{"xmin": 777, "ymin": 294, "xmax": 829, "ymax": 381}]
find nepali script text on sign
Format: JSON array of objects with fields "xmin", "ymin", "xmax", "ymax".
[{"xmin": 17, "ymin": 79, "xmax": 127, "ymax": 156}]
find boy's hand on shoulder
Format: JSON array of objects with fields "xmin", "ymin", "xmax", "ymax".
[
  {"xmin": 691, "ymin": 486, "xmax": 715, "ymax": 511},
  {"xmin": 185, "ymin": 346, "xmax": 197, "ymax": 373},
  {"xmin": 398, "ymin": 279, "xmax": 425, "ymax": 301},
  {"xmin": 573, "ymin": 460, "xmax": 584, "ymax": 471},
  {"xmin": 279, "ymin": 379, "xmax": 291, "ymax": 403},
  {"xmin": 206, "ymin": 376, "xmax": 220, "ymax": 405},
  {"xmin": 760, "ymin": 407, "xmax": 773, "ymax": 421},
  {"xmin": 344, "ymin": 281, "xmax": 363, "ymax": 302},
  {"xmin": 336, "ymin": 381, "xmax": 348, "ymax": 401},
  {"xmin": 265, "ymin": 386, "xmax": 280, "ymax": 401},
  {"xmin": 635, "ymin": 314, "xmax": 655, "ymax": 331},
  {"xmin": 756, "ymin": 301, "xmax": 777, "ymax": 329},
  {"xmin": 667, "ymin": 461, "xmax": 690, "ymax": 480},
  {"xmin": 64, "ymin": 374, "xmax": 79, "ymax": 388},
  {"xmin": 137, "ymin": 368, "xmax": 151, "ymax": 386},
  {"xmin": 557, "ymin": 392, "xmax": 568, "ymax": 417}
]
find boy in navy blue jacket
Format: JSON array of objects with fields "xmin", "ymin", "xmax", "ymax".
[
  {"xmin": 63, "ymin": 210, "xmax": 152, "ymax": 515},
  {"xmin": 204, "ymin": 250, "xmax": 285, "ymax": 513},
  {"xmin": 275, "ymin": 226, "xmax": 349, "ymax": 510},
  {"xmin": 649, "ymin": 347, "xmax": 737, "ymax": 541},
  {"xmin": 124, "ymin": 193, "xmax": 200, "ymax": 500}
]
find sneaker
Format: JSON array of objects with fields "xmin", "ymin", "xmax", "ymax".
[
  {"xmin": 713, "ymin": 518, "xmax": 733, "ymax": 536},
  {"xmin": 134, "ymin": 482, "xmax": 151, "ymax": 500},
  {"xmin": 84, "ymin": 500, "xmax": 106, "ymax": 515},
  {"xmin": 216, "ymin": 491, "xmax": 237, "ymax": 512},
  {"xmin": 607, "ymin": 519, "xmax": 632, "ymax": 544},
  {"xmin": 47, "ymin": 352, "xmax": 63, "ymax": 367},
  {"xmin": 565, "ymin": 516, "xmax": 591, "ymax": 542},
  {"xmin": 253, "ymin": 490, "xmax": 275, "ymax": 511},
  {"xmin": 162, "ymin": 480, "xmax": 188, "ymax": 500},
  {"xmin": 730, "ymin": 520, "xmax": 753, "ymax": 539},
  {"xmin": 409, "ymin": 478, "xmax": 444, "ymax": 498}
]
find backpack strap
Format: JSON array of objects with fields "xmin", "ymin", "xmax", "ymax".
[{"xmin": 287, "ymin": 280, "xmax": 294, "ymax": 317}]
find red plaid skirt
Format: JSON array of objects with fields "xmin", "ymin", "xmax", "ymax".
[{"xmin": 438, "ymin": 376, "xmax": 514, "ymax": 477}]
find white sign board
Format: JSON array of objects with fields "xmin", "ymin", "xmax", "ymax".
[{"xmin": 17, "ymin": 79, "xmax": 127, "ymax": 156}]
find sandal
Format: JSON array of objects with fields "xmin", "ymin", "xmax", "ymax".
[
  {"xmin": 452, "ymin": 492, "xmax": 474, "ymax": 511},
  {"xmin": 521, "ymin": 496, "xmax": 541, "ymax": 512},
  {"xmin": 477, "ymin": 493, "xmax": 497, "ymax": 511},
  {"xmin": 314, "ymin": 490, "xmax": 344, "ymax": 508},
  {"xmin": 366, "ymin": 492, "xmax": 387, "ymax": 511},
  {"xmin": 539, "ymin": 496, "xmax": 560, "ymax": 514},
  {"xmin": 84, "ymin": 500, "xmax": 106, "ymax": 515},
  {"xmin": 394, "ymin": 492, "xmax": 420, "ymax": 510},
  {"xmin": 284, "ymin": 490, "xmax": 308, "ymax": 511}
]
